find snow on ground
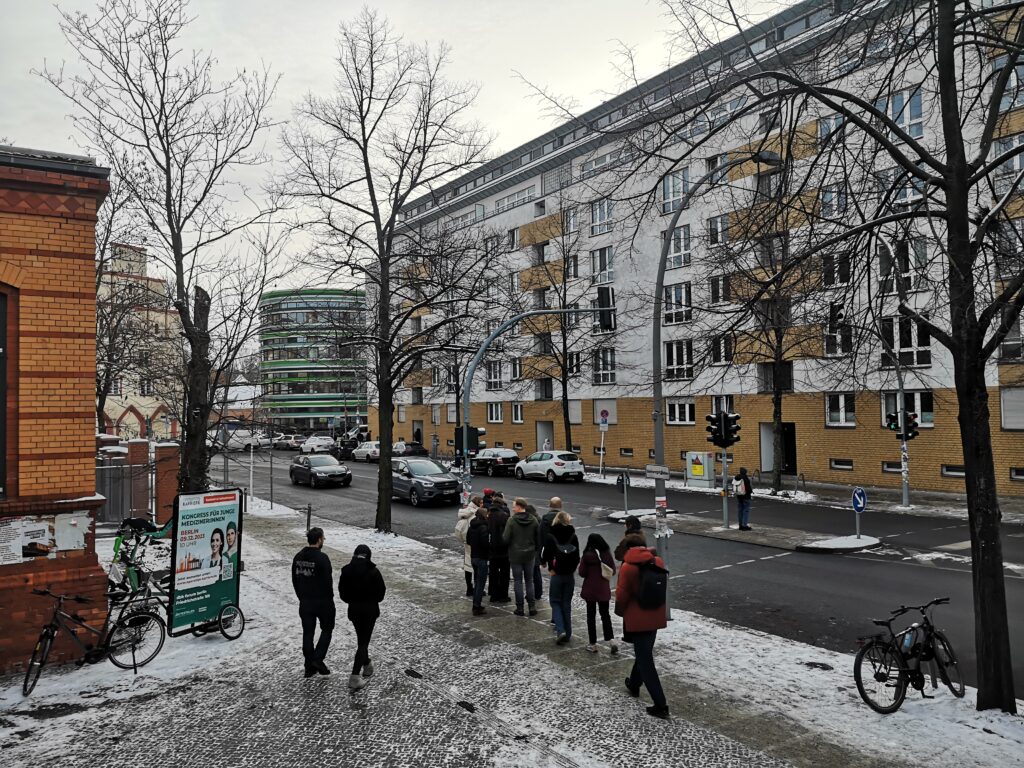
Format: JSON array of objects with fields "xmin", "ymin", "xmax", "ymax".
[
  {"xmin": 797, "ymin": 534, "xmax": 881, "ymax": 551},
  {"xmin": 245, "ymin": 494, "xmax": 302, "ymax": 518},
  {"xmin": 584, "ymin": 472, "xmax": 819, "ymax": 503}
]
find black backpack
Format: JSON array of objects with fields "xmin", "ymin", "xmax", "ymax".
[{"xmin": 636, "ymin": 560, "xmax": 669, "ymax": 610}]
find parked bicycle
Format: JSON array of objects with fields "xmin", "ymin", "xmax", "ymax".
[
  {"xmin": 854, "ymin": 596, "xmax": 964, "ymax": 713},
  {"xmin": 23, "ymin": 588, "xmax": 166, "ymax": 695}
]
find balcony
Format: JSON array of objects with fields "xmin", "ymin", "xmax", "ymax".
[
  {"xmin": 519, "ymin": 262, "xmax": 564, "ymax": 291},
  {"xmin": 519, "ymin": 212, "xmax": 564, "ymax": 247}
]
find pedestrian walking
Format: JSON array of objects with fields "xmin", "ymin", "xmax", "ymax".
[
  {"xmin": 614, "ymin": 515, "xmax": 647, "ymax": 562},
  {"xmin": 502, "ymin": 497, "xmax": 539, "ymax": 616},
  {"xmin": 579, "ymin": 533, "xmax": 618, "ymax": 654},
  {"xmin": 487, "ymin": 490, "xmax": 511, "ymax": 603},
  {"xmin": 467, "ymin": 504, "xmax": 491, "ymax": 615},
  {"xmin": 733, "ymin": 467, "xmax": 754, "ymax": 530},
  {"xmin": 456, "ymin": 497, "xmax": 478, "ymax": 596},
  {"xmin": 292, "ymin": 527, "xmax": 335, "ymax": 678},
  {"xmin": 616, "ymin": 543, "xmax": 670, "ymax": 719},
  {"xmin": 337, "ymin": 544, "xmax": 387, "ymax": 691},
  {"xmin": 542, "ymin": 510, "xmax": 580, "ymax": 644}
]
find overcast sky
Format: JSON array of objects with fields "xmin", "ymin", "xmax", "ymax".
[{"xmin": 1, "ymin": 0, "xmax": 681, "ymax": 158}]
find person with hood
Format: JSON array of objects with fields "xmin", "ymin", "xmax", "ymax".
[
  {"xmin": 338, "ymin": 544, "xmax": 387, "ymax": 691},
  {"xmin": 578, "ymin": 533, "xmax": 618, "ymax": 654},
  {"xmin": 614, "ymin": 515, "xmax": 647, "ymax": 562},
  {"xmin": 292, "ymin": 527, "xmax": 335, "ymax": 677},
  {"xmin": 466, "ymin": 503, "xmax": 491, "ymax": 615},
  {"xmin": 733, "ymin": 466, "xmax": 754, "ymax": 531},
  {"xmin": 487, "ymin": 490, "xmax": 511, "ymax": 603},
  {"xmin": 541, "ymin": 510, "xmax": 580, "ymax": 644},
  {"xmin": 455, "ymin": 497, "xmax": 479, "ymax": 596},
  {"xmin": 616, "ymin": 544, "xmax": 670, "ymax": 719},
  {"xmin": 502, "ymin": 497, "xmax": 539, "ymax": 616}
]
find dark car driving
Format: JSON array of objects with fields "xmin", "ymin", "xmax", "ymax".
[
  {"xmin": 290, "ymin": 454, "xmax": 353, "ymax": 489},
  {"xmin": 391, "ymin": 458, "xmax": 461, "ymax": 507},
  {"xmin": 470, "ymin": 448, "xmax": 521, "ymax": 477},
  {"xmin": 394, "ymin": 441, "xmax": 430, "ymax": 457}
]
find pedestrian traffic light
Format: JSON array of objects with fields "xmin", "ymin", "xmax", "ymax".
[
  {"xmin": 885, "ymin": 411, "xmax": 901, "ymax": 434},
  {"xmin": 596, "ymin": 286, "xmax": 615, "ymax": 332},
  {"xmin": 724, "ymin": 412, "xmax": 741, "ymax": 447},
  {"xmin": 902, "ymin": 411, "xmax": 919, "ymax": 441},
  {"xmin": 705, "ymin": 413, "xmax": 723, "ymax": 447}
]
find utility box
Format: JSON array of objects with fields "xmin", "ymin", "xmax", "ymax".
[{"xmin": 686, "ymin": 451, "xmax": 716, "ymax": 488}]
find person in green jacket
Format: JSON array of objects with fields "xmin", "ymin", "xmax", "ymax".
[{"xmin": 503, "ymin": 497, "xmax": 539, "ymax": 616}]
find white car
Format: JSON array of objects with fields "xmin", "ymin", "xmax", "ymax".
[
  {"xmin": 352, "ymin": 441, "xmax": 382, "ymax": 462},
  {"xmin": 514, "ymin": 451, "xmax": 586, "ymax": 482},
  {"xmin": 300, "ymin": 435, "xmax": 336, "ymax": 454}
]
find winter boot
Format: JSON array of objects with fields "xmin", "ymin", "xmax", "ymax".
[
  {"xmin": 349, "ymin": 674, "xmax": 368, "ymax": 691},
  {"xmin": 362, "ymin": 661, "xmax": 374, "ymax": 678}
]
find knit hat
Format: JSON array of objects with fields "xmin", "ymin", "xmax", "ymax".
[
  {"xmin": 353, "ymin": 544, "xmax": 372, "ymax": 559},
  {"xmin": 483, "ymin": 488, "xmax": 495, "ymax": 497}
]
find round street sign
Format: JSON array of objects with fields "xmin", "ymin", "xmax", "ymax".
[
  {"xmin": 851, "ymin": 486, "xmax": 867, "ymax": 514},
  {"xmin": 600, "ymin": 409, "xmax": 610, "ymax": 419}
]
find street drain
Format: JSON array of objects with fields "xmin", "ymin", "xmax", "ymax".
[
  {"xmin": 456, "ymin": 701, "xmax": 475, "ymax": 713},
  {"xmin": 405, "ymin": 668, "xmax": 423, "ymax": 679}
]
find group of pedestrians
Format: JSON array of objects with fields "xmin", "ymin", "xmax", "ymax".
[{"xmin": 455, "ymin": 497, "xmax": 670, "ymax": 719}]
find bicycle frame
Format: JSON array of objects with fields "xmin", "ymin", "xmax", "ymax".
[{"xmin": 862, "ymin": 603, "xmax": 944, "ymax": 692}]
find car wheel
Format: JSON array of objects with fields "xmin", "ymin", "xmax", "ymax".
[
  {"xmin": 290, "ymin": 472, "xmax": 298, "ymax": 485},
  {"xmin": 409, "ymin": 489, "xmax": 420, "ymax": 507},
  {"xmin": 486, "ymin": 465, "xmax": 495, "ymax": 477},
  {"xmin": 515, "ymin": 468, "xmax": 525, "ymax": 480},
  {"xmin": 342, "ymin": 478, "xmax": 352, "ymax": 487},
  {"xmin": 546, "ymin": 470, "xmax": 556, "ymax": 483},
  {"xmin": 310, "ymin": 476, "xmax": 319, "ymax": 489}
]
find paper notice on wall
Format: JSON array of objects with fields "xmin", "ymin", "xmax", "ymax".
[
  {"xmin": 0, "ymin": 518, "xmax": 20, "ymax": 565},
  {"xmin": 20, "ymin": 516, "xmax": 57, "ymax": 559},
  {"xmin": 0, "ymin": 512, "xmax": 89, "ymax": 566},
  {"xmin": 54, "ymin": 512, "xmax": 88, "ymax": 552}
]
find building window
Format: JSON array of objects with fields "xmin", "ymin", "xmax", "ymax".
[
  {"xmin": 1000, "ymin": 313, "xmax": 1022, "ymax": 360},
  {"xmin": 879, "ymin": 238, "xmax": 926, "ymax": 293},
  {"xmin": 432, "ymin": 404, "xmax": 441, "ymax": 425},
  {"xmin": 508, "ymin": 271, "xmax": 520, "ymax": 295},
  {"xmin": 756, "ymin": 233, "xmax": 788, "ymax": 268},
  {"xmin": 397, "ymin": 405, "xmax": 407, "ymax": 422},
  {"xmin": 710, "ymin": 275, "xmax": 731, "ymax": 304},
  {"xmin": 535, "ymin": 378, "xmax": 554, "ymax": 400},
  {"xmin": 941, "ymin": 464, "xmax": 966, "ymax": 478},
  {"xmin": 593, "ymin": 446, "xmax": 607, "ymax": 456},
  {"xmin": 535, "ymin": 333, "xmax": 554, "ymax": 354},
  {"xmin": 757, "ymin": 361, "xmax": 793, "ymax": 393},
  {"xmin": 995, "ymin": 55, "xmax": 1024, "ymax": 112},
  {"xmin": 826, "ymin": 392, "xmax": 856, "ymax": 426},
  {"xmin": 1001, "ymin": 387, "xmax": 1024, "ymax": 429},
  {"xmin": 825, "ymin": 303, "xmax": 853, "ymax": 356},
  {"xmin": 495, "ymin": 186, "xmax": 535, "ymax": 213},
  {"xmin": 485, "ymin": 361, "xmax": 504, "ymax": 391},
  {"xmin": 875, "ymin": 87, "xmax": 923, "ymax": 139},
  {"xmin": 513, "ymin": 441, "xmax": 524, "ymax": 450},
  {"xmin": 711, "ymin": 335, "xmax": 733, "ymax": 365},
  {"xmin": 882, "ymin": 391, "xmax": 934, "ymax": 426},
  {"xmin": 567, "ymin": 351, "xmax": 583, "ymax": 376},
  {"xmin": 708, "ymin": 214, "xmax": 729, "ymax": 245},
  {"xmin": 510, "ymin": 358, "xmax": 522, "ymax": 380},
  {"xmin": 665, "ymin": 225, "xmax": 691, "ymax": 269},
  {"xmin": 755, "ymin": 169, "xmax": 785, "ymax": 201},
  {"xmin": 664, "ymin": 283, "xmax": 692, "ymax": 324},
  {"xmin": 506, "ymin": 228, "xmax": 519, "ymax": 251},
  {"xmin": 139, "ymin": 379, "xmax": 154, "ymax": 397},
  {"xmin": 992, "ymin": 220, "xmax": 1024, "ymax": 278},
  {"xmin": 590, "ymin": 289, "xmax": 616, "ymax": 333},
  {"xmin": 706, "ymin": 153, "xmax": 729, "ymax": 184},
  {"xmin": 411, "ymin": 387, "xmax": 424, "ymax": 405},
  {"xmin": 590, "ymin": 198, "xmax": 614, "ymax": 236},
  {"xmin": 620, "ymin": 447, "xmax": 634, "ymax": 458},
  {"xmin": 487, "ymin": 402, "xmax": 503, "ymax": 423},
  {"xmin": 447, "ymin": 404, "xmax": 457, "ymax": 423},
  {"xmin": 534, "ymin": 200, "xmax": 547, "ymax": 218},
  {"xmin": 818, "ymin": 113, "xmax": 845, "ymax": 141},
  {"xmin": 820, "ymin": 184, "xmax": 848, "ymax": 217},
  {"xmin": 563, "ymin": 207, "xmax": 578, "ymax": 233},
  {"xmin": 484, "ymin": 235, "xmax": 502, "ymax": 255},
  {"xmin": 1011, "ymin": 467, "xmax": 1024, "ymax": 481},
  {"xmin": 711, "ymin": 395, "xmax": 735, "ymax": 414},
  {"xmin": 758, "ymin": 111, "xmax": 780, "ymax": 134},
  {"xmin": 830, "ymin": 458, "xmax": 854, "ymax": 471},
  {"xmin": 512, "ymin": 402, "xmax": 524, "ymax": 424},
  {"xmin": 661, "ymin": 169, "xmax": 689, "ymax": 213},
  {"xmin": 822, "ymin": 251, "xmax": 851, "ymax": 286},
  {"xmin": 566, "ymin": 253, "xmax": 580, "ymax": 279},
  {"xmin": 590, "ymin": 246, "xmax": 615, "ymax": 283},
  {"xmin": 665, "ymin": 340, "xmax": 694, "ymax": 380},
  {"xmin": 881, "ymin": 316, "xmax": 932, "ymax": 367},
  {"xmin": 666, "ymin": 397, "xmax": 696, "ymax": 424},
  {"xmin": 592, "ymin": 348, "xmax": 616, "ymax": 384},
  {"xmin": 111, "ymin": 378, "xmax": 123, "ymax": 397},
  {"xmin": 882, "ymin": 460, "xmax": 902, "ymax": 473}
]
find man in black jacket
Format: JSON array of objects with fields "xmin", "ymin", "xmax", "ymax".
[
  {"xmin": 487, "ymin": 492, "xmax": 511, "ymax": 604},
  {"xmin": 338, "ymin": 544, "xmax": 387, "ymax": 691},
  {"xmin": 292, "ymin": 527, "xmax": 334, "ymax": 678},
  {"xmin": 467, "ymin": 506, "xmax": 491, "ymax": 615}
]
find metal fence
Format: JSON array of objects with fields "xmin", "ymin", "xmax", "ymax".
[{"xmin": 95, "ymin": 460, "xmax": 154, "ymax": 523}]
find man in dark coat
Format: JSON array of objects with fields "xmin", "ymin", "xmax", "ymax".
[
  {"xmin": 467, "ymin": 506, "xmax": 491, "ymax": 615},
  {"xmin": 338, "ymin": 544, "xmax": 387, "ymax": 691},
  {"xmin": 487, "ymin": 491, "xmax": 511, "ymax": 603},
  {"xmin": 292, "ymin": 527, "xmax": 334, "ymax": 678}
]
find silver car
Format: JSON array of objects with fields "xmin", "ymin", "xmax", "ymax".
[{"xmin": 391, "ymin": 458, "xmax": 461, "ymax": 507}]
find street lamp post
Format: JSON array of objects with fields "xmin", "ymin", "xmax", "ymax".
[{"xmin": 651, "ymin": 151, "xmax": 782, "ymax": 539}]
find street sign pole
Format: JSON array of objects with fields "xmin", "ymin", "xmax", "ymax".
[
  {"xmin": 852, "ymin": 486, "xmax": 867, "ymax": 539},
  {"xmin": 599, "ymin": 430, "xmax": 606, "ymax": 477},
  {"xmin": 623, "ymin": 470, "xmax": 629, "ymax": 514}
]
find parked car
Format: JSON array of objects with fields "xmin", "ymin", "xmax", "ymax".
[
  {"xmin": 301, "ymin": 435, "xmax": 336, "ymax": 454},
  {"xmin": 471, "ymin": 448, "xmax": 521, "ymax": 477},
  {"xmin": 352, "ymin": 441, "xmax": 382, "ymax": 462},
  {"xmin": 330, "ymin": 439, "xmax": 358, "ymax": 461},
  {"xmin": 391, "ymin": 458, "xmax": 461, "ymax": 507},
  {"xmin": 207, "ymin": 428, "xmax": 270, "ymax": 452},
  {"xmin": 514, "ymin": 451, "xmax": 585, "ymax": 482},
  {"xmin": 393, "ymin": 441, "xmax": 429, "ymax": 457},
  {"xmin": 289, "ymin": 454, "xmax": 352, "ymax": 488},
  {"xmin": 275, "ymin": 434, "xmax": 303, "ymax": 450}
]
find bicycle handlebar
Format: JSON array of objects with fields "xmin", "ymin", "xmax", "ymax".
[
  {"xmin": 29, "ymin": 588, "xmax": 91, "ymax": 603},
  {"xmin": 889, "ymin": 597, "xmax": 950, "ymax": 617}
]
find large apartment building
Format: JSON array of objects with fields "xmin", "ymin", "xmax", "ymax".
[{"xmin": 380, "ymin": 0, "xmax": 1024, "ymax": 496}]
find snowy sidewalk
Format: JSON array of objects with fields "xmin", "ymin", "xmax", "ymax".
[{"xmin": 1, "ymin": 497, "xmax": 1021, "ymax": 768}]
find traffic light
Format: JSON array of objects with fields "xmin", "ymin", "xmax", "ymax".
[
  {"xmin": 596, "ymin": 286, "xmax": 615, "ymax": 331},
  {"xmin": 724, "ymin": 412, "xmax": 741, "ymax": 447},
  {"xmin": 885, "ymin": 411, "xmax": 901, "ymax": 434},
  {"xmin": 455, "ymin": 426, "xmax": 485, "ymax": 455},
  {"xmin": 902, "ymin": 411, "xmax": 919, "ymax": 441},
  {"xmin": 705, "ymin": 413, "xmax": 723, "ymax": 447}
]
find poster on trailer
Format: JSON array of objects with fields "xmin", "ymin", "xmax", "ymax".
[{"xmin": 169, "ymin": 489, "xmax": 243, "ymax": 630}]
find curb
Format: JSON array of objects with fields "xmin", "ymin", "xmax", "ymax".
[{"xmin": 795, "ymin": 538, "xmax": 883, "ymax": 555}]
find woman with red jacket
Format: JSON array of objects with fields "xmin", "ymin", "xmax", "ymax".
[{"xmin": 614, "ymin": 545, "xmax": 669, "ymax": 719}]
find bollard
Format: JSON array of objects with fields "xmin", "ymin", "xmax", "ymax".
[{"xmin": 306, "ymin": 503, "xmax": 312, "ymax": 533}]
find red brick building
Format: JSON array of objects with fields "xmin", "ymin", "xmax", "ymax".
[{"xmin": 0, "ymin": 146, "xmax": 110, "ymax": 671}]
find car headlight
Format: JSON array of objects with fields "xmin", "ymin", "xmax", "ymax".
[
  {"xmin": 418, "ymin": 480, "xmax": 435, "ymax": 487},
  {"xmin": 314, "ymin": 471, "xmax": 326, "ymax": 476}
]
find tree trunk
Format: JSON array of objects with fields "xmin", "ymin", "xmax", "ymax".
[
  {"xmin": 770, "ymin": 366, "xmax": 784, "ymax": 494},
  {"xmin": 955, "ymin": 345, "xmax": 1017, "ymax": 713},
  {"xmin": 375, "ymin": 373, "xmax": 395, "ymax": 532},
  {"xmin": 96, "ymin": 387, "xmax": 109, "ymax": 435},
  {"xmin": 560, "ymin": 366, "xmax": 573, "ymax": 450},
  {"xmin": 179, "ymin": 287, "xmax": 212, "ymax": 493}
]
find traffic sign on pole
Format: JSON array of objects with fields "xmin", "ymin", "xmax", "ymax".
[{"xmin": 851, "ymin": 486, "xmax": 867, "ymax": 514}]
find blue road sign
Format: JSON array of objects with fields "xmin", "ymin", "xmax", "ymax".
[{"xmin": 852, "ymin": 486, "xmax": 868, "ymax": 514}]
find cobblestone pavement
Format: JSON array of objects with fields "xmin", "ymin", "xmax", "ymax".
[{"xmin": 0, "ymin": 511, "xmax": 813, "ymax": 768}]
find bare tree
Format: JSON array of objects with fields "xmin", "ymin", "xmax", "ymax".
[
  {"xmin": 43, "ymin": 0, "xmax": 280, "ymax": 491},
  {"xmin": 281, "ymin": 9, "xmax": 491, "ymax": 531}
]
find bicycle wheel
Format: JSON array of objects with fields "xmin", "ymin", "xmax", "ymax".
[
  {"xmin": 932, "ymin": 630, "xmax": 965, "ymax": 698},
  {"xmin": 22, "ymin": 630, "xmax": 54, "ymax": 695},
  {"xmin": 218, "ymin": 604, "xmax": 245, "ymax": 640},
  {"xmin": 106, "ymin": 611, "xmax": 166, "ymax": 669},
  {"xmin": 854, "ymin": 640, "xmax": 907, "ymax": 714}
]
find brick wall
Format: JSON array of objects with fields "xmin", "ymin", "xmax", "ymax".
[{"xmin": 0, "ymin": 154, "xmax": 111, "ymax": 672}]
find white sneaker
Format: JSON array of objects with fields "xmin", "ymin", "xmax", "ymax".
[
  {"xmin": 362, "ymin": 661, "xmax": 374, "ymax": 678},
  {"xmin": 348, "ymin": 674, "xmax": 368, "ymax": 691},
  {"xmin": 586, "ymin": 644, "xmax": 598, "ymax": 654}
]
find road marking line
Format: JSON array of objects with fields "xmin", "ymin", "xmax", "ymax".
[
  {"xmin": 759, "ymin": 556, "xmax": 775, "ymax": 560},
  {"xmin": 593, "ymin": 523, "xmax": 612, "ymax": 527},
  {"xmin": 693, "ymin": 569, "xmax": 710, "ymax": 574},
  {"xmin": 775, "ymin": 552, "xmax": 792, "ymax": 557},
  {"xmin": 737, "ymin": 559, "xmax": 756, "ymax": 564},
  {"xmin": 669, "ymin": 575, "xmax": 686, "ymax": 580},
  {"xmin": 936, "ymin": 540, "xmax": 972, "ymax": 552},
  {"xmin": 713, "ymin": 564, "xmax": 733, "ymax": 570}
]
